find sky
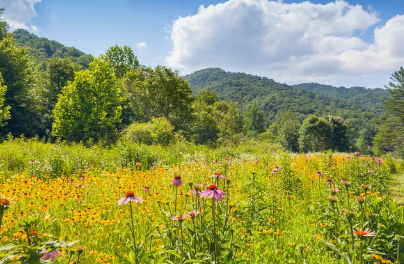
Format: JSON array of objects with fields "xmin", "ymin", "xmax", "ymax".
[{"xmin": 1, "ymin": 0, "xmax": 404, "ymax": 88}]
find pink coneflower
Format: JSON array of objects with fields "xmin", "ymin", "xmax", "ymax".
[
  {"xmin": 172, "ymin": 175, "xmax": 182, "ymax": 187},
  {"xmin": 28, "ymin": 159, "xmax": 37, "ymax": 165},
  {"xmin": 0, "ymin": 197, "xmax": 11, "ymax": 209},
  {"xmin": 355, "ymin": 229, "xmax": 376, "ymax": 237},
  {"xmin": 40, "ymin": 249, "xmax": 60, "ymax": 260},
  {"xmin": 212, "ymin": 172, "xmax": 225, "ymax": 178},
  {"xmin": 224, "ymin": 157, "xmax": 231, "ymax": 162},
  {"xmin": 171, "ymin": 214, "xmax": 188, "ymax": 222},
  {"xmin": 118, "ymin": 191, "xmax": 143, "ymax": 205},
  {"xmin": 68, "ymin": 179, "xmax": 74, "ymax": 184},
  {"xmin": 341, "ymin": 179, "xmax": 351, "ymax": 186},
  {"xmin": 361, "ymin": 184, "xmax": 371, "ymax": 191},
  {"xmin": 144, "ymin": 186, "xmax": 150, "ymax": 192},
  {"xmin": 326, "ymin": 179, "xmax": 333, "ymax": 185},
  {"xmin": 200, "ymin": 185, "xmax": 226, "ymax": 201},
  {"xmin": 316, "ymin": 172, "xmax": 323, "ymax": 177},
  {"xmin": 368, "ymin": 169, "xmax": 375, "ymax": 173},
  {"xmin": 354, "ymin": 151, "xmax": 361, "ymax": 156},
  {"xmin": 79, "ymin": 176, "xmax": 85, "ymax": 181},
  {"xmin": 188, "ymin": 210, "xmax": 200, "ymax": 218}
]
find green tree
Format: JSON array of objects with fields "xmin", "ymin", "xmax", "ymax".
[
  {"xmin": 276, "ymin": 111, "xmax": 300, "ymax": 152},
  {"xmin": 195, "ymin": 91, "xmax": 218, "ymax": 105},
  {"xmin": 213, "ymin": 101, "xmax": 244, "ymax": 143},
  {"xmin": 326, "ymin": 115, "xmax": 350, "ymax": 152},
  {"xmin": 190, "ymin": 101, "xmax": 219, "ymax": 145},
  {"xmin": 0, "ymin": 74, "xmax": 10, "ymax": 127},
  {"xmin": 105, "ymin": 45, "xmax": 139, "ymax": 78},
  {"xmin": 374, "ymin": 67, "xmax": 404, "ymax": 155},
  {"xmin": 299, "ymin": 115, "xmax": 333, "ymax": 152},
  {"xmin": 245, "ymin": 105, "xmax": 266, "ymax": 136},
  {"xmin": 52, "ymin": 57, "xmax": 122, "ymax": 143}
]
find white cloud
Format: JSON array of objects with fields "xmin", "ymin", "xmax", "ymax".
[
  {"xmin": 0, "ymin": 0, "xmax": 41, "ymax": 31},
  {"xmin": 136, "ymin": 42, "xmax": 148, "ymax": 49},
  {"xmin": 166, "ymin": 0, "xmax": 404, "ymax": 86}
]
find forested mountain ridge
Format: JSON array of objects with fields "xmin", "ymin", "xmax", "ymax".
[
  {"xmin": 183, "ymin": 68, "xmax": 385, "ymax": 120},
  {"xmin": 13, "ymin": 29, "xmax": 93, "ymax": 68}
]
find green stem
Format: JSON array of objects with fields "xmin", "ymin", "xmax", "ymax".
[
  {"xmin": 0, "ymin": 210, "xmax": 3, "ymax": 233},
  {"xmin": 129, "ymin": 202, "xmax": 138, "ymax": 264},
  {"xmin": 348, "ymin": 217, "xmax": 355, "ymax": 251},
  {"xmin": 174, "ymin": 187, "xmax": 178, "ymax": 214},
  {"xmin": 180, "ymin": 222, "xmax": 184, "ymax": 264},
  {"xmin": 212, "ymin": 198, "xmax": 217, "ymax": 263}
]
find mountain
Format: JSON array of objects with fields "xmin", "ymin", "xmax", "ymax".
[
  {"xmin": 184, "ymin": 68, "xmax": 387, "ymax": 122},
  {"xmin": 12, "ymin": 29, "xmax": 93, "ymax": 68},
  {"xmin": 292, "ymin": 83, "xmax": 389, "ymax": 112}
]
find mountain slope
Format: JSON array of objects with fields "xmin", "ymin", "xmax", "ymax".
[
  {"xmin": 13, "ymin": 29, "xmax": 93, "ymax": 68},
  {"xmin": 184, "ymin": 68, "xmax": 384, "ymax": 122}
]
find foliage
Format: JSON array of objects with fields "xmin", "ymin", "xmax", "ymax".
[
  {"xmin": 121, "ymin": 117, "xmax": 176, "ymax": 146},
  {"xmin": 0, "ymin": 74, "xmax": 10, "ymax": 127},
  {"xmin": 274, "ymin": 111, "xmax": 300, "ymax": 152},
  {"xmin": 299, "ymin": 115, "xmax": 333, "ymax": 152},
  {"xmin": 13, "ymin": 29, "xmax": 93, "ymax": 68},
  {"xmin": 375, "ymin": 67, "xmax": 404, "ymax": 157},
  {"xmin": 52, "ymin": 57, "xmax": 122, "ymax": 143},
  {"xmin": 105, "ymin": 45, "xmax": 139, "ymax": 78},
  {"xmin": 245, "ymin": 105, "xmax": 266, "ymax": 136}
]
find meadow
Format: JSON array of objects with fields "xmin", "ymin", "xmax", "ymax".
[{"xmin": 0, "ymin": 139, "xmax": 404, "ymax": 263}]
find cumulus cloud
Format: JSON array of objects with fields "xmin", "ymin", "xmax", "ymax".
[
  {"xmin": 136, "ymin": 42, "xmax": 148, "ymax": 49},
  {"xmin": 165, "ymin": 0, "xmax": 404, "ymax": 86},
  {"xmin": 0, "ymin": 0, "xmax": 41, "ymax": 31}
]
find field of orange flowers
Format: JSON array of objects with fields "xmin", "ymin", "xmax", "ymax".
[{"xmin": 0, "ymin": 151, "xmax": 403, "ymax": 263}]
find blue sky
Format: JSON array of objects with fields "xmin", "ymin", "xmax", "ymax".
[{"xmin": 1, "ymin": 0, "xmax": 404, "ymax": 87}]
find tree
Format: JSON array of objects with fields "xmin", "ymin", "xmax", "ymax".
[
  {"xmin": 213, "ymin": 101, "xmax": 244, "ymax": 143},
  {"xmin": 195, "ymin": 91, "xmax": 218, "ymax": 105},
  {"xmin": 105, "ymin": 45, "xmax": 139, "ymax": 78},
  {"xmin": 191, "ymin": 104, "xmax": 219, "ymax": 145},
  {"xmin": 276, "ymin": 111, "xmax": 300, "ymax": 152},
  {"xmin": 0, "ymin": 74, "xmax": 10, "ymax": 127},
  {"xmin": 52, "ymin": 57, "xmax": 122, "ymax": 143},
  {"xmin": 118, "ymin": 66, "xmax": 193, "ymax": 130},
  {"xmin": 374, "ymin": 67, "xmax": 404, "ymax": 156},
  {"xmin": 326, "ymin": 115, "xmax": 350, "ymax": 152},
  {"xmin": 245, "ymin": 105, "xmax": 266, "ymax": 135},
  {"xmin": 299, "ymin": 115, "xmax": 333, "ymax": 152}
]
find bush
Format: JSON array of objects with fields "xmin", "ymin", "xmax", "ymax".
[{"xmin": 121, "ymin": 117, "xmax": 175, "ymax": 146}]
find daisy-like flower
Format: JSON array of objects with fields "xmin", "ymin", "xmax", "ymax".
[
  {"xmin": 361, "ymin": 184, "xmax": 371, "ymax": 191},
  {"xmin": 0, "ymin": 197, "xmax": 11, "ymax": 209},
  {"xmin": 212, "ymin": 172, "xmax": 225, "ymax": 178},
  {"xmin": 188, "ymin": 210, "xmax": 200, "ymax": 218},
  {"xmin": 355, "ymin": 229, "xmax": 376, "ymax": 237},
  {"xmin": 40, "ymin": 249, "xmax": 60, "ymax": 260},
  {"xmin": 200, "ymin": 185, "xmax": 226, "ymax": 201},
  {"xmin": 326, "ymin": 179, "xmax": 333, "ymax": 185},
  {"xmin": 172, "ymin": 175, "xmax": 182, "ymax": 187},
  {"xmin": 171, "ymin": 214, "xmax": 188, "ymax": 222},
  {"xmin": 144, "ymin": 186, "xmax": 150, "ymax": 192},
  {"xmin": 316, "ymin": 172, "xmax": 323, "ymax": 177},
  {"xmin": 118, "ymin": 191, "xmax": 143, "ymax": 205}
]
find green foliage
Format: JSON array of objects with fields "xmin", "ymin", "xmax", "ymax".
[
  {"xmin": 0, "ymin": 74, "xmax": 10, "ymax": 127},
  {"xmin": 212, "ymin": 101, "xmax": 244, "ymax": 144},
  {"xmin": 326, "ymin": 115, "xmax": 350, "ymax": 152},
  {"xmin": 190, "ymin": 101, "xmax": 219, "ymax": 145},
  {"xmin": 375, "ymin": 67, "xmax": 404, "ymax": 157},
  {"xmin": 299, "ymin": 115, "xmax": 333, "ymax": 152},
  {"xmin": 121, "ymin": 117, "xmax": 176, "ymax": 146},
  {"xmin": 52, "ymin": 57, "xmax": 121, "ymax": 143},
  {"xmin": 119, "ymin": 66, "xmax": 193, "ymax": 130},
  {"xmin": 13, "ymin": 29, "xmax": 93, "ymax": 68},
  {"xmin": 274, "ymin": 111, "xmax": 300, "ymax": 152},
  {"xmin": 105, "ymin": 45, "xmax": 139, "ymax": 78},
  {"xmin": 245, "ymin": 105, "xmax": 266, "ymax": 136}
]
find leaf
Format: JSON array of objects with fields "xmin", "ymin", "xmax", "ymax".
[
  {"xmin": 114, "ymin": 251, "xmax": 132, "ymax": 264},
  {"xmin": 320, "ymin": 239, "xmax": 352, "ymax": 264},
  {"xmin": 0, "ymin": 244, "xmax": 16, "ymax": 251}
]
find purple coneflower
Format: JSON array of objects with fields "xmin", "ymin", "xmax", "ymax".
[
  {"xmin": 200, "ymin": 185, "xmax": 226, "ymax": 201},
  {"xmin": 172, "ymin": 175, "xmax": 182, "ymax": 187},
  {"xmin": 144, "ymin": 186, "xmax": 150, "ymax": 192},
  {"xmin": 212, "ymin": 172, "xmax": 225, "ymax": 178},
  {"xmin": 355, "ymin": 229, "xmax": 376, "ymax": 237},
  {"xmin": 316, "ymin": 172, "xmax": 323, "ymax": 177},
  {"xmin": 326, "ymin": 179, "xmax": 333, "ymax": 185},
  {"xmin": 171, "ymin": 214, "xmax": 188, "ymax": 221},
  {"xmin": 40, "ymin": 249, "xmax": 60, "ymax": 260},
  {"xmin": 118, "ymin": 191, "xmax": 143, "ymax": 205},
  {"xmin": 188, "ymin": 210, "xmax": 200, "ymax": 218},
  {"xmin": 68, "ymin": 179, "xmax": 74, "ymax": 184}
]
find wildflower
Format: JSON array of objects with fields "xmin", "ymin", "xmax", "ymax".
[
  {"xmin": 0, "ymin": 198, "xmax": 10, "ymax": 209},
  {"xmin": 188, "ymin": 210, "xmax": 200, "ymax": 218},
  {"xmin": 224, "ymin": 157, "xmax": 231, "ymax": 162},
  {"xmin": 355, "ymin": 229, "xmax": 376, "ymax": 237},
  {"xmin": 326, "ymin": 179, "xmax": 333, "ymax": 185},
  {"xmin": 144, "ymin": 186, "xmax": 150, "ymax": 192},
  {"xmin": 200, "ymin": 185, "xmax": 226, "ymax": 201},
  {"xmin": 68, "ymin": 179, "xmax": 74, "ymax": 184},
  {"xmin": 212, "ymin": 172, "xmax": 225, "ymax": 178},
  {"xmin": 361, "ymin": 184, "xmax": 371, "ymax": 192},
  {"xmin": 172, "ymin": 175, "xmax": 182, "ymax": 187},
  {"xmin": 171, "ymin": 214, "xmax": 188, "ymax": 222},
  {"xmin": 118, "ymin": 191, "xmax": 143, "ymax": 205},
  {"xmin": 343, "ymin": 209, "xmax": 356, "ymax": 219},
  {"xmin": 316, "ymin": 172, "xmax": 323, "ymax": 177},
  {"xmin": 40, "ymin": 249, "xmax": 60, "ymax": 260},
  {"xmin": 357, "ymin": 197, "xmax": 366, "ymax": 204},
  {"xmin": 354, "ymin": 151, "xmax": 361, "ymax": 156},
  {"xmin": 28, "ymin": 159, "xmax": 37, "ymax": 165},
  {"xmin": 328, "ymin": 196, "xmax": 338, "ymax": 204},
  {"xmin": 341, "ymin": 179, "xmax": 351, "ymax": 187}
]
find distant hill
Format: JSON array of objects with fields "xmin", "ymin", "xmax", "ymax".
[
  {"xmin": 292, "ymin": 83, "xmax": 389, "ymax": 112},
  {"xmin": 183, "ymin": 68, "xmax": 387, "ymax": 124},
  {"xmin": 12, "ymin": 29, "xmax": 93, "ymax": 68}
]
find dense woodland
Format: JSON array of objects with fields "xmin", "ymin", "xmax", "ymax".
[{"xmin": 0, "ymin": 9, "xmax": 403, "ymax": 156}]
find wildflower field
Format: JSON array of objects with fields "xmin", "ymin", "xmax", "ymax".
[{"xmin": 1, "ymin": 148, "xmax": 404, "ymax": 263}]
